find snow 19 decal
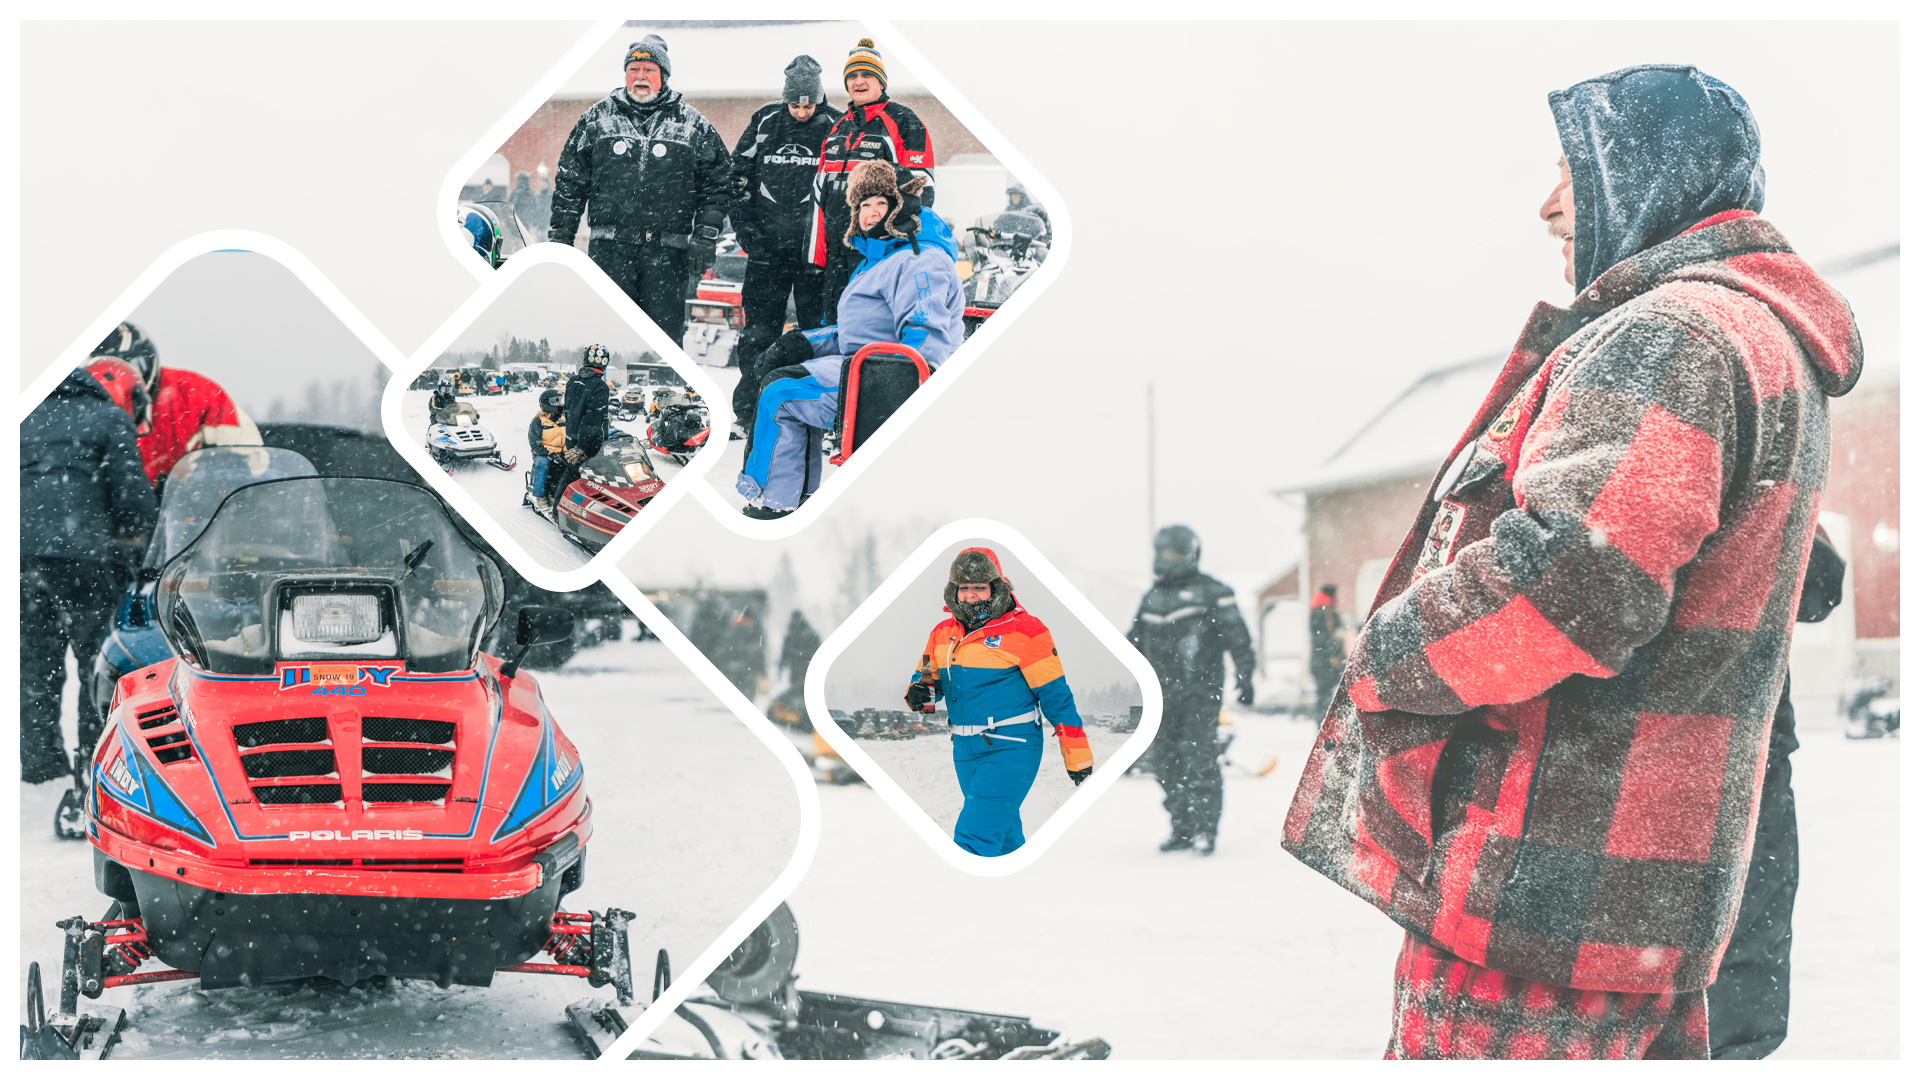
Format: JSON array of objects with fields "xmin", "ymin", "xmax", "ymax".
[
  {"xmin": 812, "ymin": 534, "xmax": 1157, "ymax": 869},
  {"xmin": 404, "ymin": 259, "xmax": 712, "ymax": 577},
  {"xmin": 19, "ymin": 246, "xmax": 802, "ymax": 1060},
  {"xmin": 452, "ymin": 21, "xmax": 1058, "ymax": 525}
]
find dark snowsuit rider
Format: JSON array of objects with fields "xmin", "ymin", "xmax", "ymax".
[
  {"xmin": 547, "ymin": 35, "xmax": 731, "ymax": 344},
  {"xmin": 1127, "ymin": 525, "xmax": 1255, "ymax": 856},
  {"xmin": 559, "ymin": 346, "xmax": 612, "ymax": 501},
  {"xmin": 728, "ymin": 55, "xmax": 843, "ymax": 439},
  {"xmin": 19, "ymin": 363, "xmax": 159, "ymax": 783}
]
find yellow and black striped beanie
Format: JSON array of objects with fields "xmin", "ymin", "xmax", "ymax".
[{"xmin": 843, "ymin": 37, "xmax": 886, "ymax": 90}]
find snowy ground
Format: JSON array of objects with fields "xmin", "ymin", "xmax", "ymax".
[
  {"xmin": 783, "ymin": 703, "xmax": 1899, "ymax": 1059},
  {"xmin": 399, "ymin": 390, "xmax": 685, "ymax": 573},
  {"xmin": 696, "ymin": 364, "xmax": 840, "ymax": 514},
  {"xmin": 850, "ymin": 722, "xmax": 1137, "ymax": 842},
  {"xmin": 20, "ymin": 636, "xmax": 799, "ymax": 1059}
]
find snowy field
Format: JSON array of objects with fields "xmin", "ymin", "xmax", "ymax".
[
  {"xmin": 784, "ymin": 703, "xmax": 1899, "ymax": 1059},
  {"xmin": 849, "ymin": 723, "xmax": 1138, "ymax": 843},
  {"xmin": 20, "ymin": 637, "xmax": 799, "ymax": 1059},
  {"xmin": 399, "ymin": 389, "xmax": 685, "ymax": 572}
]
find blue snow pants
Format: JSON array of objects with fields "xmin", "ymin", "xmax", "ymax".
[
  {"xmin": 951, "ymin": 722, "xmax": 1042, "ymax": 856},
  {"xmin": 736, "ymin": 375, "xmax": 837, "ymax": 511}
]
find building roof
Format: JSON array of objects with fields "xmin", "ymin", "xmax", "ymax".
[{"xmin": 556, "ymin": 21, "xmax": 928, "ymax": 100}]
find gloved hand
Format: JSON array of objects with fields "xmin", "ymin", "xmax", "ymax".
[
  {"xmin": 688, "ymin": 236, "xmax": 717, "ymax": 274},
  {"xmin": 905, "ymin": 680, "xmax": 937, "ymax": 712},
  {"xmin": 1068, "ymin": 767, "xmax": 1091, "ymax": 787},
  {"xmin": 729, "ymin": 173, "xmax": 751, "ymax": 202},
  {"xmin": 564, "ymin": 447, "xmax": 586, "ymax": 464},
  {"xmin": 1237, "ymin": 681, "xmax": 1255, "ymax": 708}
]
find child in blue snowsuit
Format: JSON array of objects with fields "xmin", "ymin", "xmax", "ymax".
[{"xmin": 736, "ymin": 161, "xmax": 963, "ymax": 518}]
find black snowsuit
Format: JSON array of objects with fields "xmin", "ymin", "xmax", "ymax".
[
  {"xmin": 559, "ymin": 368, "xmax": 611, "ymax": 496},
  {"xmin": 805, "ymin": 95, "xmax": 935, "ymax": 315},
  {"xmin": 1706, "ymin": 532, "xmax": 1842, "ymax": 1058},
  {"xmin": 19, "ymin": 369, "xmax": 159, "ymax": 780},
  {"xmin": 549, "ymin": 88, "xmax": 731, "ymax": 342},
  {"xmin": 1308, "ymin": 590, "xmax": 1345, "ymax": 718},
  {"xmin": 730, "ymin": 101, "xmax": 841, "ymax": 423},
  {"xmin": 1127, "ymin": 571, "xmax": 1255, "ymax": 844},
  {"xmin": 778, "ymin": 612, "xmax": 822, "ymax": 692}
]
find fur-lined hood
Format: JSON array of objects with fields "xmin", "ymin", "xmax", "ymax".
[{"xmin": 842, "ymin": 160, "xmax": 927, "ymax": 248}]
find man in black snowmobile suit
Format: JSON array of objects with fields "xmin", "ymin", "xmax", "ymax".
[
  {"xmin": 1004, "ymin": 183, "xmax": 1051, "ymax": 242},
  {"xmin": 1127, "ymin": 525, "xmax": 1255, "ymax": 856},
  {"xmin": 804, "ymin": 36, "xmax": 936, "ymax": 316},
  {"xmin": 559, "ymin": 345, "xmax": 612, "ymax": 498},
  {"xmin": 778, "ymin": 609, "xmax": 822, "ymax": 693},
  {"xmin": 548, "ymin": 34, "xmax": 731, "ymax": 344},
  {"xmin": 19, "ymin": 365, "xmax": 158, "ymax": 782},
  {"xmin": 728, "ymin": 55, "xmax": 843, "ymax": 438}
]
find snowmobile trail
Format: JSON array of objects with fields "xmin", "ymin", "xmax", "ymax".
[{"xmin": 21, "ymin": 638, "xmax": 799, "ymax": 1059}]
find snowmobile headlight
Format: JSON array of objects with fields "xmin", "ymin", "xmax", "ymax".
[
  {"xmin": 623, "ymin": 461, "xmax": 651, "ymax": 483},
  {"xmin": 290, "ymin": 593, "xmax": 384, "ymax": 645}
]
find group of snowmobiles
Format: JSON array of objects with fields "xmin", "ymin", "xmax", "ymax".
[{"xmin": 21, "ymin": 441, "xmax": 1107, "ymax": 1060}]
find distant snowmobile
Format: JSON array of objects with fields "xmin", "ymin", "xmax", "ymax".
[
  {"xmin": 425, "ymin": 398, "xmax": 515, "ymax": 471},
  {"xmin": 646, "ymin": 400, "xmax": 710, "ymax": 467}
]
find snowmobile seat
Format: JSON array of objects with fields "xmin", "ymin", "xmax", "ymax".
[{"xmin": 829, "ymin": 342, "xmax": 930, "ymax": 466}]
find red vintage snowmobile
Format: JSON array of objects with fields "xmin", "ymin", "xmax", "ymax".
[
  {"xmin": 23, "ymin": 476, "xmax": 635, "ymax": 1059},
  {"xmin": 546, "ymin": 431, "xmax": 665, "ymax": 553}
]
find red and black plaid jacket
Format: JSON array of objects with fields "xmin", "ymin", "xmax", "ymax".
[{"xmin": 1283, "ymin": 212, "xmax": 1861, "ymax": 994}]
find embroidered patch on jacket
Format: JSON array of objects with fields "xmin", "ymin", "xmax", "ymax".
[
  {"xmin": 1487, "ymin": 401, "xmax": 1522, "ymax": 440},
  {"xmin": 984, "ymin": 636, "xmax": 1002, "ymax": 649},
  {"xmin": 1415, "ymin": 499, "xmax": 1467, "ymax": 579}
]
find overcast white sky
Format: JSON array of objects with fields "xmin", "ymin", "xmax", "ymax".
[{"xmin": 444, "ymin": 263, "xmax": 650, "ymax": 355}]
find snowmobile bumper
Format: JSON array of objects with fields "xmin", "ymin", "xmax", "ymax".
[{"xmin": 120, "ymin": 860, "xmax": 565, "ymax": 989}]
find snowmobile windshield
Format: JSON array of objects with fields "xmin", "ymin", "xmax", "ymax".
[
  {"xmin": 149, "ymin": 446, "xmax": 320, "ymax": 568},
  {"xmin": 432, "ymin": 402, "xmax": 482, "ymax": 426},
  {"xmin": 154, "ymin": 477, "xmax": 504, "ymax": 676},
  {"xmin": 464, "ymin": 198, "xmax": 530, "ymax": 256},
  {"xmin": 584, "ymin": 432, "xmax": 658, "ymax": 489},
  {"xmin": 714, "ymin": 251, "xmax": 749, "ymax": 282},
  {"xmin": 992, "ymin": 211, "xmax": 1045, "ymax": 240}
]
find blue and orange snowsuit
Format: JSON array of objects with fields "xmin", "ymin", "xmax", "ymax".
[{"xmin": 912, "ymin": 605, "xmax": 1094, "ymax": 856}]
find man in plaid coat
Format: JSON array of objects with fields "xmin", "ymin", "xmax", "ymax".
[{"xmin": 1283, "ymin": 65, "xmax": 1862, "ymax": 1059}]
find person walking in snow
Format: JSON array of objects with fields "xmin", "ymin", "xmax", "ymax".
[
  {"xmin": 1127, "ymin": 525, "xmax": 1255, "ymax": 856},
  {"xmin": 906, "ymin": 548, "xmax": 1094, "ymax": 857},
  {"xmin": 805, "ymin": 37, "xmax": 937, "ymax": 317},
  {"xmin": 1283, "ymin": 65, "xmax": 1861, "ymax": 1060},
  {"xmin": 1307, "ymin": 583, "xmax": 1345, "ymax": 719},
  {"xmin": 778, "ymin": 609, "xmax": 822, "ymax": 693},
  {"xmin": 547, "ymin": 35, "xmax": 731, "ymax": 343},
  {"xmin": 735, "ymin": 161, "xmax": 962, "ymax": 519},
  {"xmin": 19, "ymin": 362, "xmax": 159, "ymax": 782},
  {"xmin": 727, "ymin": 56, "xmax": 843, "ymax": 439}
]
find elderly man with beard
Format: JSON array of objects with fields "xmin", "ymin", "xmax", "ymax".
[
  {"xmin": 906, "ymin": 548, "xmax": 1094, "ymax": 857},
  {"xmin": 548, "ymin": 35, "xmax": 731, "ymax": 343},
  {"xmin": 1283, "ymin": 65, "xmax": 1861, "ymax": 1059}
]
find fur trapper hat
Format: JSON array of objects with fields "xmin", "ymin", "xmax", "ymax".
[
  {"xmin": 843, "ymin": 160, "xmax": 926, "ymax": 248},
  {"xmin": 944, "ymin": 547, "xmax": 1015, "ymax": 630}
]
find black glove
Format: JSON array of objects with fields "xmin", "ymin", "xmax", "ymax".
[
  {"xmin": 761, "ymin": 328, "xmax": 815, "ymax": 371},
  {"xmin": 1237, "ymin": 682, "xmax": 1255, "ymax": 708},
  {"xmin": 729, "ymin": 172, "xmax": 751, "ymax": 202},
  {"xmin": 1068, "ymin": 767, "xmax": 1091, "ymax": 787},
  {"xmin": 689, "ymin": 236, "xmax": 717, "ymax": 274},
  {"xmin": 905, "ymin": 680, "xmax": 937, "ymax": 712}
]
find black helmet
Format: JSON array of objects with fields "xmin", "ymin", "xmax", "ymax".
[
  {"xmin": 582, "ymin": 344, "xmax": 611, "ymax": 369},
  {"xmin": 539, "ymin": 389, "xmax": 564, "ymax": 410},
  {"xmin": 1152, "ymin": 525, "xmax": 1200, "ymax": 581},
  {"xmin": 92, "ymin": 321, "xmax": 160, "ymax": 389}
]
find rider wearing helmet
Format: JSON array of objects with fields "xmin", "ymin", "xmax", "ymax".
[
  {"xmin": 559, "ymin": 345, "xmax": 614, "ymax": 497},
  {"xmin": 92, "ymin": 321, "xmax": 261, "ymax": 485},
  {"xmin": 528, "ymin": 388, "xmax": 568, "ymax": 515}
]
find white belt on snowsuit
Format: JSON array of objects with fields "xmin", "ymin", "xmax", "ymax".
[{"xmin": 949, "ymin": 710, "xmax": 1040, "ymax": 741}]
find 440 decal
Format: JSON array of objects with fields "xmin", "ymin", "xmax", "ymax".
[{"xmin": 280, "ymin": 664, "xmax": 399, "ymax": 694}]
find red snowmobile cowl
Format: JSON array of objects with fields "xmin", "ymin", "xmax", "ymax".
[
  {"xmin": 556, "ymin": 433, "xmax": 665, "ymax": 551},
  {"xmin": 79, "ymin": 475, "xmax": 600, "ymax": 992},
  {"xmin": 90, "ymin": 655, "xmax": 590, "ymax": 902}
]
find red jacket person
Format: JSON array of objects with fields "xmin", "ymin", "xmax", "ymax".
[{"xmin": 1283, "ymin": 65, "xmax": 1861, "ymax": 1059}]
